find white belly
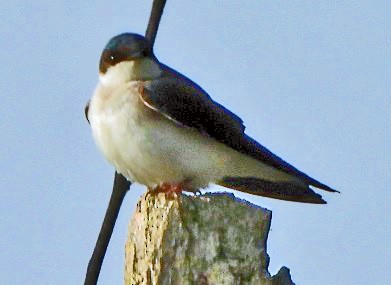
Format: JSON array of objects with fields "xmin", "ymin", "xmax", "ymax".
[
  {"xmin": 88, "ymin": 81, "xmax": 233, "ymax": 189},
  {"xmin": 88, "ymin": 81, "xmax": 297, "ymax": 191}
]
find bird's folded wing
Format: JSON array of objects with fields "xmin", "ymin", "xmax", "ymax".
[{"xmin": 139, "ymin": 67, "xmax": 337, "ymax": 193}]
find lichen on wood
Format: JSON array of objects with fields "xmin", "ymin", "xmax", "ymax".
[{"xmin": 124, "ymin": 192, "xmax": 294, "ymax": 285}]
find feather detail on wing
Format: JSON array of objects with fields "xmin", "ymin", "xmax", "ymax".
[
  {"xmin": 140, "ymin": 69, "xmax": 245, "ymax": 145},
  {"xmin": 139, "ymin": 65, "xmax": 338, "ymax": 194},
  {"xmin": 220, "ymin": 177, "xmax": 326, "ymax": 204}
]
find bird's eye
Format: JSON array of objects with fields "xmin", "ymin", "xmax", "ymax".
[
  {"xmin": 99, "ymin": 50, "xmax": 124, "ymax": 73},
  {"xmin": 102, "ymin": 51, "xmax": 126, "ymax": 66},
  {"xmin": 142, "ymin": 49, "xmax": 149, "ymax": 57},
  {"xmin": 107, "ymin": 51, "xmax": 120, "ymax": 63}
]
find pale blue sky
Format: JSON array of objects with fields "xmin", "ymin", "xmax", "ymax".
[{"xmin": 1, "ymin": 1, "xmax": 390, "ymax": 284}]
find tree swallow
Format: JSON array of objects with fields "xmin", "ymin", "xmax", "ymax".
[{"xmin": 86, "ymin": 33, "xmax": 337, "ymax": 204}]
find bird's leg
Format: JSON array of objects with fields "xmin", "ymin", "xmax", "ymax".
[
  {"xmin": 150, "ymin": 181, "xmax": 188, "ymax": 199},
  {"xmin": 157, "ymin": 182, "xmax": 185, "ymax": 193}
]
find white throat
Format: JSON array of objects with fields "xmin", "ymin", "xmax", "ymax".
[{"xmin": 99, "ymin": 58, "xmax": 163, "ymax": 86}]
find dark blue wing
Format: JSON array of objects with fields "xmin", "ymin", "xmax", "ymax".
[{"xmin": 140, "ymin": 65, "xmax": 337, "ymax": 193}]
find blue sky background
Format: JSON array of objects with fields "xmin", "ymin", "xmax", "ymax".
[{"xmin": 1, "ymin": 1, "xmax": 390, "ymax": 284}]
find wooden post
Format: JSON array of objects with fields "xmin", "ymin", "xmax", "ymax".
[{"xmin": 124, "ymin": 192, "xmax": 295, "ymax": 285}]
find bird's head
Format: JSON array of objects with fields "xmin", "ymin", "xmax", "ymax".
[{"xmin": 99, "ymin": 33, "xmax": 162, "ymax": 85}]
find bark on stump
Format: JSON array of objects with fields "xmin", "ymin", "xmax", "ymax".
[{"xmin": 125, "ymin": 192, "xmax": 294, "ymax": 285}]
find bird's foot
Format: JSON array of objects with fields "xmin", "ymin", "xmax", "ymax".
[
  {"xmin": 159, "ymin": 182, "xmax": 184, "ymax": 193},
  {"xmin": 150, "ymin": 182, "xmax": 186, "ymax": 199}
]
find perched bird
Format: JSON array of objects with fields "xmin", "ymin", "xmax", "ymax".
[{"xmin": 86, "ymin": 33, "xmax": 337, "ymax": 204}]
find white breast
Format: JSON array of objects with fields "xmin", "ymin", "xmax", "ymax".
[
  {"xmin": 88, "ymin": 72, "xmax": 298, "ymax": 190},
  {"xmin": 88, "ymin": 80, "xmax": 234, "ymax": 189}
]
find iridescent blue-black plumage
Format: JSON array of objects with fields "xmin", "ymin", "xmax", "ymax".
[{"xmin": 99, "ymin": 33, "xmax": 152, "ymax": 73}]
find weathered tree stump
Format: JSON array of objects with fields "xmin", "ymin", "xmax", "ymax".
[{"xmin": 125, "ymin": 192, "xmax": 294, "ymax": 285}]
